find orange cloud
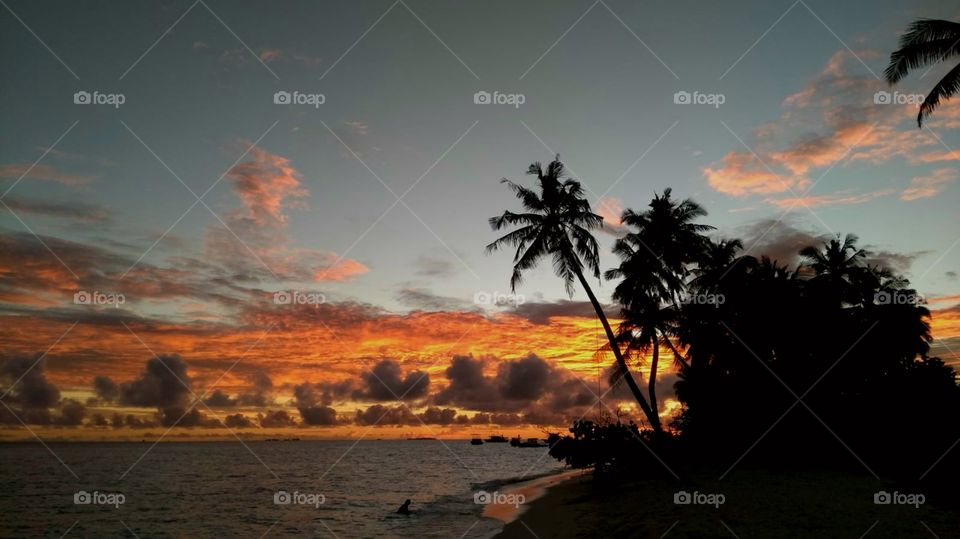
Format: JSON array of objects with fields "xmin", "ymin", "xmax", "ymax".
[
  {"xmin": 595, "ymin": 196, "xmax": 627, "ymax": 235},
  {"xmin": 703, "ymin": 151, "xmax": 807, "ymax": 196},
  {"xmin": 765, "ymin": 188, "xmax": 893, "ymax": 209},
  {"xmin": 901, "ymin": 168, "xmax": 958, "ymax": 201},
  {"xmin": 914, "ymin": 149, "xmax": 960, "ymax": 163},
  {"xmin": 314, "ymin": 257, "xmax": 369, "ymax": 282},
  {"xmin": 704, "ymin": 49, "xmax": 957, "ymax": 201},
  {"xmin": 226, "ymin": 145, "xmax": 308, "ymax": 227}
]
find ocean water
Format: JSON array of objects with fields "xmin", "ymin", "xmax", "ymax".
[{"xmin": 0, "ymin": 440, "xmax": 565, "ymax": 538}]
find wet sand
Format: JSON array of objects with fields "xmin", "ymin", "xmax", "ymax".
[{"xmin": 482, "ymin": 468, "xmax": 587, "ymax": 524}]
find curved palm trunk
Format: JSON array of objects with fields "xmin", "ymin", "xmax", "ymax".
[
  {"xmin": 648, "ymin": 335, "xmax": 659, "ymax": 416},
  {"xmin": 571, "ymin": 265, "xmax": 662, "ymax": 432}
]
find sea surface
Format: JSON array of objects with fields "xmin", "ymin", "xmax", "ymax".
[{"xmin": 0, "ymin": 440, "xmax": 565, "ymax": 538}]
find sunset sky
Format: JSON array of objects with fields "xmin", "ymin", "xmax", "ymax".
[{"xmin": 1, "ymin": 0, "xmax": 958, "ymax": 439}]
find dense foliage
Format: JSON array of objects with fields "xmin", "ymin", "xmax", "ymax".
[{"xmin": 490, "ymin": 159, "xmax": 959, "ymax": 481}]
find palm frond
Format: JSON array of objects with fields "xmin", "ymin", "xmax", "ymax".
[
  {"xmin": 919, "ymin": 61, "xmax": 960, "ymax": 126},
  {"xmin": 885, "ymin": 38, "xmax": 960, "ymax": 84}
]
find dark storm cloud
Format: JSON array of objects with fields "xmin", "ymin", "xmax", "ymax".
[
  {"xmin": 224, "ymin": 413, "xmax": 254, "ymax": 428},
  {"xmin": 418, "ymin": 406, "xmax": 458, "ymax": 425},
  {"xmin": 291, "ymin": 381, "xmax": 343, "ymax": 425},
  {"xmin": 2, "ymin": 195, "xmax": 111, "ymax": 223},
  {"xmin": 353, "ymin": 404, "xmax": 419, "ymax": 426},
  {"xmin": 236, "ymin": 371, "xmax": 274, "ymax": 406},
  {"xmin": 298, "ymin": 406, "xmax": 340, "ymax": 426},
  {"xmin": 356, "ymin": 359, "xmax": 429, "ymax": 401},
  {"xmin": 863, "ymin": 248, "xmax": 932, "ymax": 274},
  {"xmin": 56, "ymin": 399, "xmax": 86, "ymax": 426},
  {"xmin": 413, "ymin": 254, "xmax": 457, "ymax": 278},
  {"xmin": 0, "ymin": 354, "xmax": 68, "ymax": 426},
  {"xmin": 508, "ymin": 300, "xmax": 616, "ymax": 325},
  {"xmin": 736, "ymin": 219, "xmax": 828, "ymax": 267},
  {"xmin": 737, "ymin": 219, "xmax": 931, "ymax": 275},
  {"xmin": 115, "ymin": 413, "xmax": 158, "ymax": 429},
  {"xmin": 291, "ymin": 379, "xmax": 352, "ymax": 406},
  {"xmin": 521, "ymin": 407, "xmax": 568, "ymax": 427},
  {"xmin": 498, "ymin": 354, "xmax": 551, "ymax": 400},
  {"xmin": 118, "ymin": 355, "xmax": 192, "ymax": 409},
  {"xmin": 0, "ymin": 355, "xmax": 61, "ymax": 410},
  {"xmin": 0, "ymin": 230, "xmax": 273, "ymax": 320},
  {"xmin": 259, "ymin": 409, "xmax": 297, "ymax": 428},
  {"xmin": 395, "ymin": 288, "xmax": 471, "ymax": 311},
  {"xmin": 107, "ymin": 355, "xmax": 224, "ymax": 427},
  {"xmin": 433, "ymin": 354, "xmax": 597, "ymax": 417},
  {"xmin": 93, "ymin": 375, "xmax": 119, "ymax": 402},
  {"xmin": 161, "ymin": 406, "xmax": 218, "ymax": 428},
  {"xmin": 546, "ymin": 377, "xmax": 598, "ymax": 412},
  {"xmin": 488, "ymin": 413, "xmax": 524, "ymax": 426},
  {"xmin": 434, "ymin": 355, "xmax": 494, "ymax": 410},
  {"xmin": 203, "ymin": 389, "xmax": 238, "ymax": 408},
  {"xmin": 292, "ymin": 382, "xmax": 322, "ymax": 407}
]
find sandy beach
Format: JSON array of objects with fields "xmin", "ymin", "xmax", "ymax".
[{"xmin": 497, "ymin": 469, "xmax": 960, "ymax": 538}]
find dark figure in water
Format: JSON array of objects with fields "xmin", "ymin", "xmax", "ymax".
[{"xmin": 397, "ymin": 499, "xmax": 411, "ymax": 515}]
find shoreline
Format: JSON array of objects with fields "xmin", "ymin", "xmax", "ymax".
[
  {"xmin": 482, "ymin": 468, "xmax": 589, "ymax": 527},
  {"xmin": 493, "ymin": 468, "xmax": 960, "ymax": 538}
]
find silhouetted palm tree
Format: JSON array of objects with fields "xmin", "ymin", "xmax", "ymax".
[
  {"xmin": 486, "ymin": 157, "xmax": 660, "ymax": 431},
  {"xmin": 616, "ymin": 298, "xmax": 679, "ymax": 416},
  {"xmin": 799, "ymin": 233, "xmax": 866, "ymax": 306},
  {"xmin": 885, "ymin": 19, "xmax": 960, "ymax": 127},
  {"xmin": 606, "ymin": 189, "xmax": 713, "ymax": 423}
]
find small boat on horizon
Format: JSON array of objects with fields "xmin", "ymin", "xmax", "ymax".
[
  {"xmin": 517, "ymin": 437, "xmax": 547, "ymax": 448},
  {"xmin": 470, "ymin": 437, "xmax": 484, "ymax": 445},
  {"xmin": 485, "ymin": 434, "xmax": 508, "ymax": 443}
]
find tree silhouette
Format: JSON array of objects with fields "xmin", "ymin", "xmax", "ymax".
[
  {"xmin": 885, "ymin": 19, "xmax": 960, "ymax": 127},
  {"xmin": 606, "ymin": 189, "xmax": 713, "ymax": 421},
  {"xmin": 486, "ymin": 157, "xmax": 661, "ymax": 431}
]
